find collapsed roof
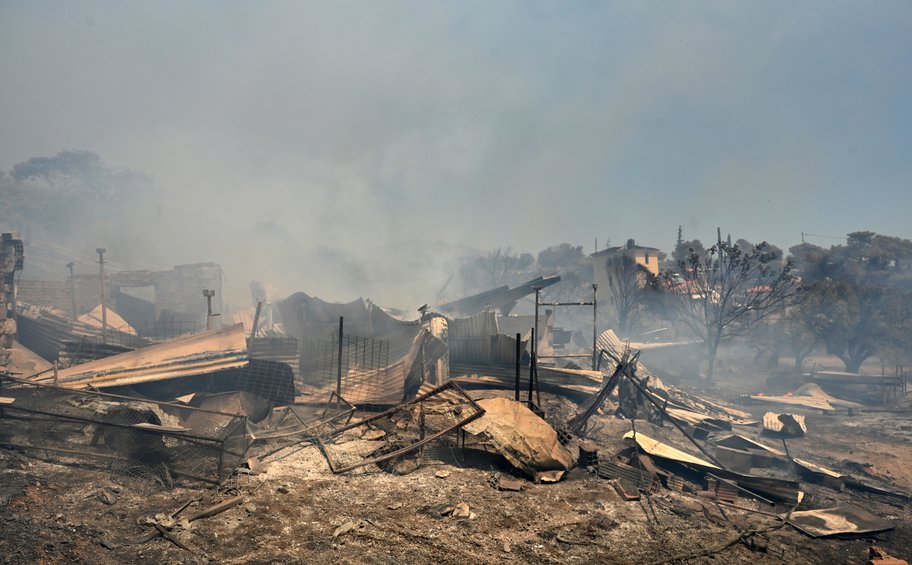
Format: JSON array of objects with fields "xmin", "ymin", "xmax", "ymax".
[{"xmin": 437, "ymin": 275, "xmax": 561, "ymax": 316}]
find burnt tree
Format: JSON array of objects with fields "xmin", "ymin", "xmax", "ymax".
[
  {"xmin": 799, "ymin": 280, "xmax": 900, "ymax": 373},
  {"xmin": 663, "ymin": 241, "xmax": 800, "ymax": 382},
  {"xmin": 603, "ymin": 254, "xmax": 656, "ymax": 336}
]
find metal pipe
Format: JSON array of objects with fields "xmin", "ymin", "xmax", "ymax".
[
  {"xmin": 95, "ymin": 248, "xmax": 106, "ymax": 344},
  {"xmin": 66, "ymin": 262, "xmax": 77, "ymax": 320},
  {"xmin": 514, "ymin": 332, "xmax": 521, "ymax": 401},
  {"xmin": 336, "ymin": 316, "xmax": 344, "ymax": 398},
  {"xmin": 533, "ymin": 287, "xmax": 541, "ymax": 361},
  {"xmin": 203, "ymin": 289, "xmax": 215, "ymax": 331},
  {"xmin": 528, "ymin": 328, "xmax": 535, "ymax": 409},
  {"xmin": 592, "ymin": 283, "xmax": 598, "ymax": 370}
]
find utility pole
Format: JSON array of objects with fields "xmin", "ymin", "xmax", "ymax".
[
  {"xmin": 203, "ymin": 289, "xmax": 215, "ymax": 331},
  {"xmin": 95, "ymin": 248, "xmax": 107, "ymax": 344},
  {"xmin": 592, "ymin": 283, "xmax": 598, "ymax": 370},
  {"xmin": 717, "ymin": 227, "xmax": 724, "ymax": 277},
  {"xmin": 66, "ymin": 262, "xmax": 77, "ymax": 321}
]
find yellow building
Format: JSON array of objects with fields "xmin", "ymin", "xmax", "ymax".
[{"xmin": 591, "ymin": 239, "xmax": 661, "ymax": 291}]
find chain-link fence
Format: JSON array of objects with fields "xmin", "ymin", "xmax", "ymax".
[
  {"xmin": 249, "ymin": 336, "xmax": 300, "ymax": 381},
  {"xmin": 299, "ymin": 331, "xmax": 395, "ymax": 406}
]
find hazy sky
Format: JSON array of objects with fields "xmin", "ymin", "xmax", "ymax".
[{"xmin": 2, "ymin": 1, "xmax": 911, "ymax": 306}]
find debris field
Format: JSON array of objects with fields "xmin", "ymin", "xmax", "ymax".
[{"xmin": 0, "ymin": 237, "xmax": 910, "ymax": 564}]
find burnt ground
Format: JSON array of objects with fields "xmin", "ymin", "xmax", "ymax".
[{"xmin": 0, "ymin": 375, "xmax": 910, "ymax": 564}]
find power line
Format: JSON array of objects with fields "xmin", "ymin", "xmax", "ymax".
[{"xmin": 801, "ymin": 231, "xmax": 845, "ymax": 243}]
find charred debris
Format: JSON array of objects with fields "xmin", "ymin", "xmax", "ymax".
[{"xmin": 1, "ymin": 238, "xmax": 911, "ymax": 563}]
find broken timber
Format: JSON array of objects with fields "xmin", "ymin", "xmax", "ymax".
[{"xmin": 566, "ymin": 350, "xmax": 636, "ymax": 436}]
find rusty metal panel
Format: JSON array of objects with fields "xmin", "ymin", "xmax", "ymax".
[
  {"xmin": 42, "ymin": 324, "xmax": 248, "ymax": 389},
  {"xmin": 762, "ymin": 411, "xmax": 807, "ymax": 436},
  {"xmin": 789, "ymin": 505, "xmax": 894, "ymax": 537},
  {"xmin": 597, "ymin": 459, "xmax": 660, "ymax": 493}
]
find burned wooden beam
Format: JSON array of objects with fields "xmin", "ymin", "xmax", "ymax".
[{"xmin": 186, "ymin": 495, "xmax": 244, "ymax": 522}]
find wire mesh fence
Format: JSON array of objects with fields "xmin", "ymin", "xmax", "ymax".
[
  {"xmin": 249, "ymin": 336, "xmax": 300, "ymax": 381},
  {"xmin": 299, "ymin": 331, "xmax": 396, "ymax": 408},
  {"xmin": 0, "ymin": 376, "xmax": 248, "ymax": 491}
]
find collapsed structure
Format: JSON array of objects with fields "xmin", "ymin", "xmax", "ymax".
[{"xmin": 1, "ymin": 243, "xmax": 910, "ymax": 564}]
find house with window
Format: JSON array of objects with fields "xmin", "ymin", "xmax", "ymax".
[{"xmin": 591, "ymin": 239, "xmax": 662, "ymax": 291}]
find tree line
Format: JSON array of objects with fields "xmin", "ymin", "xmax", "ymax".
[{"xmin": 458, "ymin": 229, "xmax": 912, "ymax": 380}]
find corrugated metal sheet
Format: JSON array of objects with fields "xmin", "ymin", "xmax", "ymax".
[
  {"xmin": 789, "ymin": 506, "xmax": 894, "ymax": 538},
  {"xmin": 762, "ymin": 411, "xmax": 807, "ymax": 435},
  {"xmin": 5, "ymin": 340, "xmax": 53, "ymax": 377},
  {"xmin": 437, "ymin": 275, "xmax": 561, "ymax": 316},
  {"xmin": 17, "ymin": 303, "xmax": 152, "ymax": 363},
  {"xmin": 58, "ymin": 340, "xmax": 134, "ymax": 367},
  {"xmin": 448, "ymin": 311, "xmax": 521, "ymax": 364},
  {"xmin": 38, "ymin": 323, "xmax": 249, "ymax": 389},
  {"xmin": 277, "ymin": 293, "xmax": 412, "ymax": 342},
  {"xmin": 446, "ymin": 310, "xmax": 498, "ymax": 338},
  {"xmin": 496, "ymin": 315, "xmax": 535, "ymax": 340},
  {"xmin": 624, "ymin": 431, "xmax": 720, "ymax": 469},
  {"xmin": 76, "ymin": 304, "xmax": 137, "ymax": 336},
  {"xmin": 13, "ymin": 313, "xmax": 67, "ymax": 363},
  {"xmin": 500, "ymin": 312, "xmax": 553, "ymax": 356},
  {"xmin": 749, "ymin": 393, "xmax": 835, "ymax": 411},
  {"xmin": 596, "ymin": 328, "xmax": 627, "ymax": 359},
  {"xmin": 249, "ymin": 336, "xmax": 299, "ymax": 378}
]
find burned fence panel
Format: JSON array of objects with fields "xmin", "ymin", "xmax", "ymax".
[
  {"xmin": 299, "ymin": 332, "xmax": 394, "ymax": 405},
  {"xmin": 249, "ymin": 335, "xmax": 300, "ymax": 380},
  {"xmin": 218, "ymin": 359, "xmax": 296, "ymax": 406},
  {"xmin": 0, "ymin": 378, "xmax": 248, "ymax": 488}
]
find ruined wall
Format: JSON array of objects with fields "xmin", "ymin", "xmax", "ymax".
[
  {"xmin": 1, "ymin": 232, "xmax": 24, "ymax": 357},
  {"xmin": 16, "ymin": 263, "xmax": 223, "ymax": 330},
  {"xmin": 151, "ymin": 263, "xmax": 223, "ymax": 325},
  {"xmin": 17, "ymin": 275, "xmax": 100, "ymax": 316}
]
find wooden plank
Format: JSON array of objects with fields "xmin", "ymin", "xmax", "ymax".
[{"xmin": 187, "ymin": 496, "xmax": 244, "ymax": 522}]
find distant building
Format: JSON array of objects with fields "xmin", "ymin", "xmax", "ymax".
[{"xmin": 591, "ymin": 239, "xmax": 661, "ymax": 291}]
